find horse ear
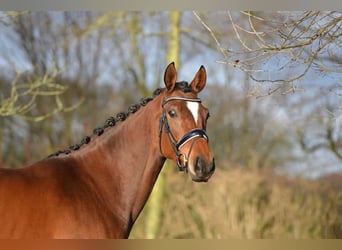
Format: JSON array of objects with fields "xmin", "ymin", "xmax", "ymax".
[
  {"xmin": 190, "ymin": 65, "xmax": 206, "ymax": 93},
  {"xmin": 164, "ymin": 62, "xmax": 177, "ymax": 92}
]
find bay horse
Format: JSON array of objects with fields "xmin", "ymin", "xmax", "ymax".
[{"xmin": 0, "ymin": 62, "xmax": 215, "ymax": 238}]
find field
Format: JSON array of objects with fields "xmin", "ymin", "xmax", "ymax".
[{"xmin": 130, "ymin": 167, "xmax": 342, "ymax": 238}]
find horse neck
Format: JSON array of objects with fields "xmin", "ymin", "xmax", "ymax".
[{"xmin": 65, "ymin": 95, "xmax": 166, "ymax": 227}]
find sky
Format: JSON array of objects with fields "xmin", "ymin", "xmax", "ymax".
[{"xmin": 0, "ymin": 11, "xmax": 341, "ymax": 178}]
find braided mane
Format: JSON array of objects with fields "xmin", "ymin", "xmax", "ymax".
[{"xmin": 48, "ymin": 82, "xmax": 191, "ymax": 158}]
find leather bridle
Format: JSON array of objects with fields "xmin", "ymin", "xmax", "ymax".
[{"xmin": 159, "ymin": 96, "xmax": 209, "ymax": 172}]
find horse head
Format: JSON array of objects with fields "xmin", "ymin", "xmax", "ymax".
[{"xmin": 159, "ymin": 62, "xmax": 215, "ymax": 182}]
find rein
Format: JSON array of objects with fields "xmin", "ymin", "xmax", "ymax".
[{"xmin": 159, "ymin": 96, "xmax": 209, "ymax": 172}]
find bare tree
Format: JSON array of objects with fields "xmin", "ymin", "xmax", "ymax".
[
  {"xmin": 0, "ymin": 69, "xmax": 79, "ymax": 121},
  {"xmin": 0, "ymin": 12, "xmax": 80, "ymax": 121},
  {"xmin": 194, "ymin": 11, "xmax": 342, "ymax": 96},
  {"xmin": 193, "ymin": 11, "xmax": 342, "ymax": 173}
]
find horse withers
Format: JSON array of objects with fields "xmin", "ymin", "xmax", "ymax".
[{"xmin": 0, "ymin": 62, "xmax": 215, "ymax": 238}]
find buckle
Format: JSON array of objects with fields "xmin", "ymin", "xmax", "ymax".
[{"xmin": 176, "ymin": 152, "xmax": 188, "ymax": 172}]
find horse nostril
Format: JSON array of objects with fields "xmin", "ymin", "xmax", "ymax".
[
  {"xmin": 209, "ymin": 158, "xmax": 215, "ymax": 173},
  {"xmin": 191, "ymin": 157, "xmax": 215, "ymax": 182},
  {"xmin": 194, "ymin": 157, "xmax": 205, "ymax": 175},
  {"xmin": 194, "ymin": 157, "xmax": 215, "ymax": 175}
]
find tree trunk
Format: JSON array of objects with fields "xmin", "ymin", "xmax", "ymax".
[{"xmin": 145, "ymin": 11, "xmax": 181, "ymax": 239}]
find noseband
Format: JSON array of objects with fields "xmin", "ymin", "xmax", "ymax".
[{"xmin": 159, "ymin": 96, "xmax": 209, "ymax": 172}]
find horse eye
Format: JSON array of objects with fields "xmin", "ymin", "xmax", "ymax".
[{"xmin": 168, "ymin": 109, "xmax": 177, "ymax": 118}]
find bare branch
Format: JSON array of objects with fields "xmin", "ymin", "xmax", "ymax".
[
  {"xmin": 0, "ymin": 11, "xmax": 30, "ymax": 25},
  {"xmin": 196, "ymin": 11, "xmax": 342, "ymax": 96},
  {"xmin": 0, "ymin": 68, "xmax": 83, "ymax": 122},
  {"xmin": 192, "ymin": 11, "xmax": 230, "ymax": 62}
]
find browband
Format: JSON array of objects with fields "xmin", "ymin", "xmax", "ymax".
[{"xmin": 162, "ymin": 97, "xmax": 201, "ymax": 107}]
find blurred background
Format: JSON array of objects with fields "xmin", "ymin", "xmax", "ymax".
[{"xmin": 0, "ymin": 11, "xmax": 341, "ymax": 238}]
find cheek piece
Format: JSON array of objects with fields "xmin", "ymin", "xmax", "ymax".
[{"xmin": 159, "ymin": 96, "xmax": 209, "ymax": 172}]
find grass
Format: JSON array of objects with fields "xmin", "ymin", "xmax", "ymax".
[{"xmin": 130, "ymin": 167, "xmax": 342, "ymax": 238}]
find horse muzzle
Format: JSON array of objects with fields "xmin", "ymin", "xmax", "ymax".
[{"xmin": 188, "ymin": 157, "xmax": 215, "ymax": 182}]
